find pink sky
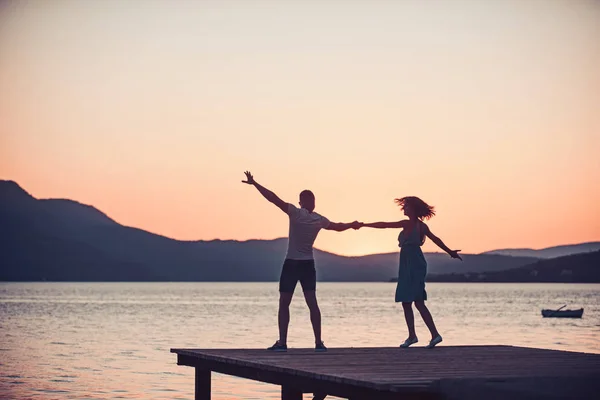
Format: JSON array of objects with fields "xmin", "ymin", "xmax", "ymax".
[{"xmin": 1, "ymin": 0, "xmax": 599, "ymax": 256}]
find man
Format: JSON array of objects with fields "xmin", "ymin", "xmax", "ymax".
[{"xmin": 242, "ymin": 171, "xmax": 358, "ymax": 352}]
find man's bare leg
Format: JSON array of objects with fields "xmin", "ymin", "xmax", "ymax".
[
  {"xmin": 278, "ymin": 292, "xmax": 294, "ymax": 344},
  {"xmin": 303, "ymin": 290, "xmax": 322, "ymax": 344}
]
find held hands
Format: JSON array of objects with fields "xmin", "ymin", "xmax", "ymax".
[
  {"xmin": 449, "ymin": 250, "xmax": 462, "ymax": 261},
  {"xmin": 351, "ymin": 221, "xmax": 364, "ymax": 230},
  {"xmin": 242, "ymin": 171, "xmax": 255, "ymax": 185}
]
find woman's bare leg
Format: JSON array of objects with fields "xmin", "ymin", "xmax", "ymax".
[
  {"xmin": 414, "ymin": 300, "xmax": 440, "ymax": 339},
  {"xmin": 401, "ymin": 302, "xmax": 417, "ymax": 339}
]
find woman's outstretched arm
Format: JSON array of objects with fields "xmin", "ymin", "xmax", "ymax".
[
  {"xmin": 423, "ymin": 224, "xmax": 462, "ymax": 260},
  {"xmin": 361, "ymin": 221, "xmax": 405, "ymax": 229}
]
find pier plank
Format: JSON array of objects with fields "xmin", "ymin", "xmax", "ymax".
[{"xmin": 171, "ymin": 346, "xmax": 600, "ymax": 399}]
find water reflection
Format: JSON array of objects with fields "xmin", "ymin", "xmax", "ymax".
[{"xmin": 1, "ymin": 282, "xmax": 598, "ymax": 399}]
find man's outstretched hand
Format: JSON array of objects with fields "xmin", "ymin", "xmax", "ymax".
[{"xmin": 242, "ymin": 171, "xmax": 255, "ymax": 185}]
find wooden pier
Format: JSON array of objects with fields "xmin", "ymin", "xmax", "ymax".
[{"xmin": 171, "ymin": 346, "xmax": 600, "ymax": 399}]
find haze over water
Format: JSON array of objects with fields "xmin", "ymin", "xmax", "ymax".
[{"xmin": 1, "ymin": 282, "xmax": 598, "ymax": 399}]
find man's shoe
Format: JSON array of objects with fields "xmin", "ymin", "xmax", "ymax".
[
  {"xmin": 315, "ymin": 341, "xmax": 327, "ymax": 352},
  {"xmin": 267, "ymin": 341, "xmax": 287, "ymax": 352}
]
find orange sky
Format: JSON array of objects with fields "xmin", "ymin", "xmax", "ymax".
[{"xmin": 1, "ymin": 0, "xmax": 599, "ymax": 256}]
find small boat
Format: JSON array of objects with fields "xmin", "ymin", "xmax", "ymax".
[{"xmin": 541, "ymin": 308, "xmax": 584, "ymax": 318}]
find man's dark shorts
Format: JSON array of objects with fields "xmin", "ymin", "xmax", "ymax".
[{"xmin": 279, "ymin": 259, "xmax": 316, "ymax": 293}]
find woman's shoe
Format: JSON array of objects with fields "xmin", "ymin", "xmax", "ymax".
[
  {"xmin": 400, "ymin": 337, "xmax": 418, "ymax": 348},
  {"xmin": 425, "ymin": 335, "xmax": 443, "ymax": 349}
]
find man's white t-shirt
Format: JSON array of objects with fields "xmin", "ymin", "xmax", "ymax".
[{"xmin": 286, "ymin": 204, "xmax": 330, "ymax": 260}]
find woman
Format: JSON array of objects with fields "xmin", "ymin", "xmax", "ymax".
[{"xmin": 359, "ymin": 196, "xmax": 462, "ymax": 348}]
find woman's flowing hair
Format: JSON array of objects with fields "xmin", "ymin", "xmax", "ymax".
[
  {"xmin": 395, "ymin": 196, "xmax": 434, "ymax": 244},
  {"xmin": 395, "ymin": 196, "xmax": 435, "ymax": 220}
]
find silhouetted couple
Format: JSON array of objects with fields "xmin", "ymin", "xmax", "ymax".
[{"xmin": 242, "ymin": 171, "xmax": 461, "ymax": 352}]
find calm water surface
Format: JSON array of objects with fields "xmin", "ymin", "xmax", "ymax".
[{"xmin": 1, "ymin": 282, "xmax": 599, "ymax": 399}]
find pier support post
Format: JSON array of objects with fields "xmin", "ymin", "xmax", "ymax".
[
  {"xmin": 195, "ymin": 368, "xmax": 211, "ymax": 400},
  {"xmin": 281, "ymin": 385, "xmax": 302, "ymax": 400}
]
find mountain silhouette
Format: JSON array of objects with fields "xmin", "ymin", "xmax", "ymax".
[
  {"xmin": 481, "ymin": 242, "xmax": 600, "ymax": 259},
  {"xmin": 429, "ymin": 251, "xmax": 600, "ymax": 283},
  {"xmin": 0, "ymin": 180, "xmax": 585, "ymax": 282}
]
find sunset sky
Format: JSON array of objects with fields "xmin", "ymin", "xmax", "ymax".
[{"xmin": 1, "ymin": 0, "xmax": 599, "ymax": 256}]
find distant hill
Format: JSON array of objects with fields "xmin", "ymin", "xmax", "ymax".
[
  {"xmin": 429, "ymin": 251, "xmax": 600, "ymax": 283},
  {"xmin": 0, "ymin": 179, "xmax": 592, "ymax": 282},
  {"xmin": 345, "ymin": 251, "xmax": 538, "ymax": 281},
  {"xmin": 480, "ymin": 242, "xmax": 600, "ymax": 259}
]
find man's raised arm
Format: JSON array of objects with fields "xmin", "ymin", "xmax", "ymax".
[{"xmin": 242, "ymin": 171, "xmax": 288, "ymax": 213}]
